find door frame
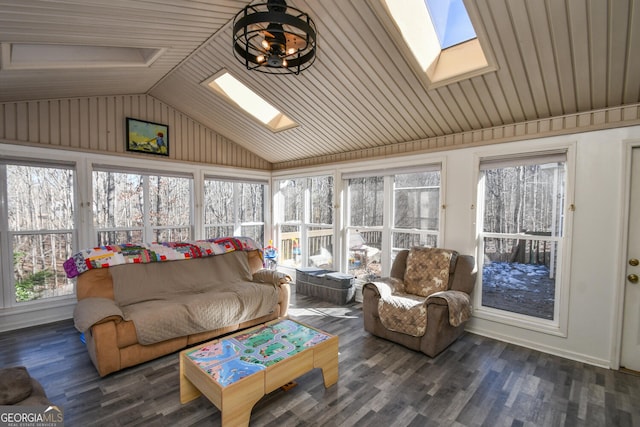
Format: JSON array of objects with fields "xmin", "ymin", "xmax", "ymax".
[{"xmin": 613, "ymin": 139, "xmax": 640, "ymax": 369}]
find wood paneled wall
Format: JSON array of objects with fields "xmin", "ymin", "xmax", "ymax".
[
  {"xmin": 0, "ymin": 94, "xmax": 272, "ymax": 170},
  {"xmin": 273, "ymin": 103, "xmax": 640, "ymax": 170}
]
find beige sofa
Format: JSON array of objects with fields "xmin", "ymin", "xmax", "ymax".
[{"xmin": 73, "ymin": 249, "xmax": 290, "ymax": 376}]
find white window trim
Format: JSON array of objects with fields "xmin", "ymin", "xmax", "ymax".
[
  {"xmin": 273, "ymin": 174, "xmax": 336, "ymax": 271},
  {"xmin": 0, "ymin": 158, "xmax": 79, "ymax": 310},
  {"xmin": 472, "ymin": 144, "xmax": 577, "ymax": 337},
  {"xmin": 202, "ymin": 178, "xmax": 267, "ymax": 242},
  {"xmin": 342, "ymin": 163, "xmax": 444, "ymax": 276}
]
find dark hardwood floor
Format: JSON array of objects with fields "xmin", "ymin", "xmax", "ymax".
[{"xmin": 2, "ymin": 288, "xmax": 639, "ymax": 427}]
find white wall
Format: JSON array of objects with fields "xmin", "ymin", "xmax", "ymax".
[
  {"xmin": 2, "ymin": 123, "xmax": 636, "ymax": 368},
  {"xmin": 444, "ymin": 126, "xmax": 638, "ymax": 368},
  {"xmin": 303, "ymin": 124, "xmax": 637, "ymax": 369}
]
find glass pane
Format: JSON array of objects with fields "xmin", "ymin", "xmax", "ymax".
[
  {"xmin": 149, "ymin": 176, "xmax": 192, "ymax": 228},
  {"xmin": 309, "ymin": 176, "xmax": 333, "ymax": 224},
  {"xmin": 241, "ymin": 224, "xmax": 264, "ymax": 245},
  {"xmin": 13, "ymin": 233, "xmax": 74, "ymax": 302},
  {"xmin": 204, "ymin": 180, "xmax": 234, "ymax": 225},
  {"xmin": 308, "ymin": 226, "xmax": 333, "ymax": 269},
  {"xmin": 394, "ymin": 171, "xmax": 440, "ymax": 230},
  {"xmin": 279, "ymin": 224, "xmax": 301, "ymax": 268},
  {"xmin": 482, "ymin": 237, "xmax": 557, "ymax": 320},
  {"xmin": 8, "ymin": 165, "xmax": 75, "ymax": 231},
  {"xmin": 348, "ymin": 177, "xmax": 384, "ymax": 227},
  {"xmin": 153, "ymin": 227, "xmax": 191, "ymax": 243},
  {"xmin": 425, "ymin": 0, "xmax": 476, "ymax": 49},
  {"xmin": 280, "ymin": 179, "xmax": 304, "ymax": 222},
  {"xmin": 238, "ymin": 183, "xmax": 265, "ymax": 223},
  {"xmin": 392, "ymin": 231, "xmax": 437, "ymax": 250},
  {"xmin": 97, "ymin": 229, "xmax": 143, "ymax": 245},
  {"xmin": 482, "ymin": 162, "xmax": 565, "ymax": 235},
  {"xmin": 204, "ymin": 225, "xmax": 234, "ymax": 239},
  {"xmin": 347, "ymin": 229, "xmax": 382, "ymax": 279},
  {"xmin": 93, "ymin": 171, "xmax": 143, "ymax": 228}
]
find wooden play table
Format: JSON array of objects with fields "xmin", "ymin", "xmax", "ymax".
[{"xmin": 179, "ymin": 318, "xmax": 339, "ymax": 426}]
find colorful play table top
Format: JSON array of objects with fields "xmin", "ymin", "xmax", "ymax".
[{"xmin": 185, "ymin": 319, "xmax": 333, "ymax": 387}]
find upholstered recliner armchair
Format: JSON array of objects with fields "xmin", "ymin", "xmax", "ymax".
[{"xmin": 363, "ymin": 247, "xmax": 476, "ymax": 357}]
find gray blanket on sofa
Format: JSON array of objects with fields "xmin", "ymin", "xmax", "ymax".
[{"xmin": 109, "ymin": 251, "xmax": 280, "ymax": 345}]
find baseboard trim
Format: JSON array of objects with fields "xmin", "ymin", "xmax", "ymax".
[
  {"xmin": 0, "ymin": 301, "xmax": 75, "ymax": 333},
  {"xmin": 465, "ymin": 325, "xmax": 611, "ymax": 369}
]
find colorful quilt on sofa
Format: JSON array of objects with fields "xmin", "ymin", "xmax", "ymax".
[{"xmin": 64, "ymin": 236, "xmax": 262, "ymax": 278}]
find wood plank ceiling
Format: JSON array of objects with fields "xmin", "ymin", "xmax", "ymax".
[{"xmin": 1, "ymin": 0, "xmax": 639, "ymax": 166}]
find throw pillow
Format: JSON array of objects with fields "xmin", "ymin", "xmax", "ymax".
[
  {"xmin": 0, "ymin": 366, "xmax": 33, "ymax": 405},
  {"xmin": 404, "ymin": 247, "xmax": 458, "ymax": 297}
]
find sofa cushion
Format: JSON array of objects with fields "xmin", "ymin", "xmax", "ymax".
[
  {"xmin": 404, "ymin": 247, "xmax": 458, "ymax": 297},
  {"xmin": 110, "ymin": 251, "xmax": 253, "ymax": 306},
  {"xmin": 0, "ymin": 367, "xmax": 33, "ymax": 405}
]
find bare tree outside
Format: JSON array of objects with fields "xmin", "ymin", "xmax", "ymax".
[
  {"xmin": 481, "ymin": 161, "xmax": 566, "ymax": 320},
  {"xmin": 7, "ymin": 164, "xmax": 75, "ymax": 302},
  {"xmin": 93, "ymin": 171, "xmax": 192, "ymax": 245},
  {"xmin": 204, "ymin": 179, "xmax": 265, "ymax": 244}
]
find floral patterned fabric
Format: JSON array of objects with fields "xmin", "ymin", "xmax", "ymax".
[
  {"xmin": 404, "ymin": 247, "xmax": 458, "ymax": 297},
  {"xmin": 427, "ymin": 290, "xmax": 472, "ymax": 327},
  {"xmin": 63, "ymin": 236, "xmax": 262, "ymax": 278},
  {"xmin": 378, "ymin": 292, "xmax": 427, "ymax": 336},
  {"xmin": 368, "ymin": 247, "xmax": 470, "ymax": 337}
]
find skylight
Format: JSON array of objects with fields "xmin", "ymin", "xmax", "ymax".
[
  {"xmin": 0, "ymin": 43, "xmax": 163, "ymax": 70},
  {"xmin": 380, "ymin": 0, "xmax": 494, "ymax": 87},
  {"xmin": 424, "ymin": 0, "xmax": 476, "ymax": 49},
  {"xmin": 204, "ymin": 72, "xmax": 297, "ymax": 132}
]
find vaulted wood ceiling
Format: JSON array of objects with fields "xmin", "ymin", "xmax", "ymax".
[{"xmin": 1, "ymin": 0, "xmax": 639, "ymax": 166}]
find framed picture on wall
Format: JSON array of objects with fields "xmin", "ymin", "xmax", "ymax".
[{"xmin": 125, "ymin": 118, "xmax": 169, "ymax": 156}]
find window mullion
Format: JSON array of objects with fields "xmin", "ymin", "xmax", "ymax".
[
  {"xmin": 143, "ymin": 175, "xmax": 151, "ymax": 242},
  {"xmin": 0, "ymin": 165, "xmax": 8, "ymax": 308}
]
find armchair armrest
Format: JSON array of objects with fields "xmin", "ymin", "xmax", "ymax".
[
  {"xmin": 252, "ymin": 269, "xmax": 292, "ymax": 286},
  {"xmin": 73, "ymin": 297, "xmax": 124, "ymax": 333},
  {"xmin": 426, "ymin": 290, "xmax": 472, "ymax": 327},
  {"xmin": 364, "ymin": 277, "xmax": 405, "ymax": 298}
]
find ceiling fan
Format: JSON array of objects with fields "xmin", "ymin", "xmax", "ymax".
[{"xmin": 233, "ymin": 0, "xmax": 318, "ymax": 74}]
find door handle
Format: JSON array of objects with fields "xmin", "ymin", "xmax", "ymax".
[
  {"xmin": 629, "ymin": 274, "xmax": 639, "ymax": 284},
  {"xmin": 630, "ymin": 258, "xmax": 639, "ymax": 266}
]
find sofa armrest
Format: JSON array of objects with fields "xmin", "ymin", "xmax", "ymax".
[
  {"xmin": 426, "ymin": 290, "xmax": 472, "ymax": 327},
  {"xmin": 73, "ymin": 297, "xmax": 124, "ymax": 333},
  {"xmin": 252, "ymin": 269, "xmax": 292, "ymax": 286}
]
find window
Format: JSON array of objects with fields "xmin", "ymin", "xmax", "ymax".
[
  {"xmin": 204, "ymin": 178, "xmax": 266, "ymax": 244},
  {"xmin": 2, "ymin": 162, "xmax": 76, "ymax": 303},
  {"xmin": 93, "ymin": 168, "xmax": 192, "ymax": 244},
  {"xmin": 478, "ymin": 153, "xmax": 567, "ymax": 322},
  {"xmin": 392, "ymin": 170, "xmax": 440, "ymax": 251},
  {"xmin": 424, "ymin": 0, "xmax": 476, "ymax": 49},
  {"xmin": 204, "ymin": 71, "xmax": 297, "ymax": 132},
  {"xmin": 275, "ymin": 176, "xmax": 334, "ymax": 269},
  {"xmin": 380, "ymin": 0, "xmax": 494, "ymax": 87},
  {"xmin": 344, "ymin": 166, "xmax": 441, "ymax": 278}
]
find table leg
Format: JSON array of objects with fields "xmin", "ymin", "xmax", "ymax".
[
  {"xmin": 221, "ymin": 373, "xmax": 265, "ymax": 427},
  {"xmin": 314, "ymin": 336, "xmax": 339, "ymax": 388}
]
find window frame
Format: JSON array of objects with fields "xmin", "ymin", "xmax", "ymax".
[
  {"xmin": 473, "ymin": 145, "xmax": 576, "ymax": 337},
  {"xmin": 203, "ymin": 176, "xmax": 267, "ymax": 245},
  {"xmin": 273, "ymin": 174, "xmax": 335, "ymax": 270},
  {"xmin": 92, "ymin": 166, "xmax": 194, "ymax": 245},
  {"xmin": 0, "ymin": 160, "xmax": 79, "ymax": 308},
  {"xmin": 342, "ymin": 164, "xmax": 443, "ymax": 278}
]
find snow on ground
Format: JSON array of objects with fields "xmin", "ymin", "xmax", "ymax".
[{"xmin": 481, "ymin": 261, "xmax": 555, "ymax": 320}]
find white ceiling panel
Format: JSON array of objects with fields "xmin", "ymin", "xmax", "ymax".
[{"xmin": 1, "ymin": 0, "xmax": 639, "ymax": 165}]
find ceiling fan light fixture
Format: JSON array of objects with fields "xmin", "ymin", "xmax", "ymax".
[{"xmin": 233, "ymin": 0, "xmax": 317, "ymax": 75}]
